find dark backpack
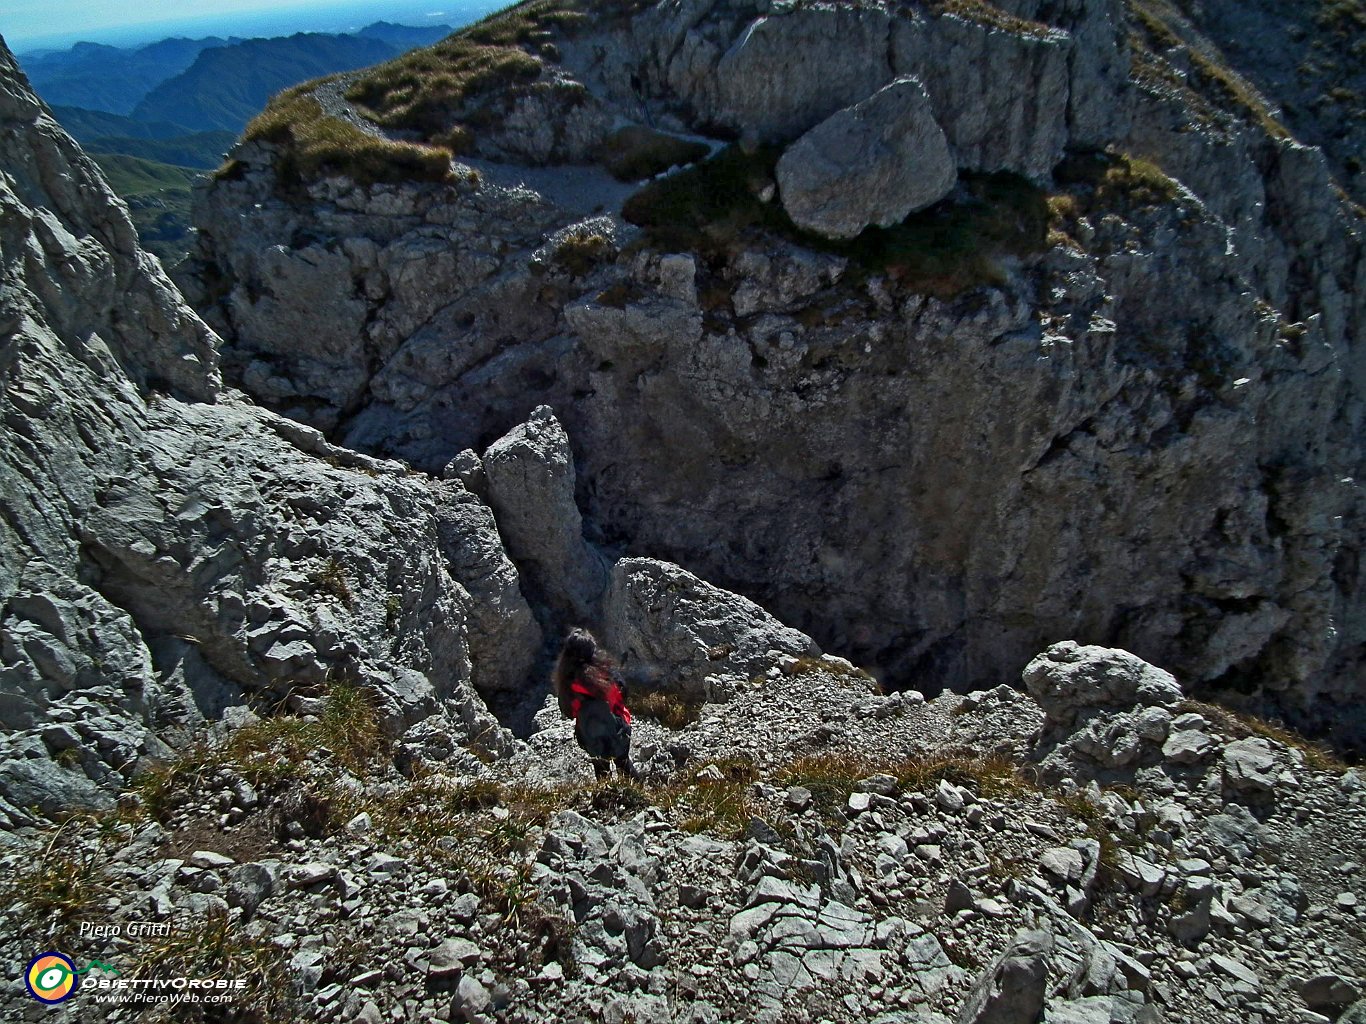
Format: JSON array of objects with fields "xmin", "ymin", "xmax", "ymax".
[{"xmin": 575, "ymin": 696, "xmax": 631, "ymax": 760}]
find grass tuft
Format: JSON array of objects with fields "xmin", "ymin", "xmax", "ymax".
[
  {"xmin": 631, "ymin": 690, "xmax": 705, "ymax": 729},
  {"xmin": 773, "ymin": 749, "xmax": 1032, "ymax": 820},
  {"xmin": 774, "ymin": 752, "xmax": 877, "ymax": 816},
  {"xmin": 1128, "ymin": 0, "xmax": 1291, "ymax": 141},
  {"xmin": 131, "ymin": 906, "xmax": 293, "ymax": 1019},
  {"xmin": 3, "ymin": 815, "xmax": 114, "ymax": 947},
  {"xmin": 1179, "ymin": 699, "xmax": 1350, "ymax": 772},
  {"xmin": 930, "ymin": 0, "xmax": 1057, "ymax": 39},
  {"xmin": 661, "ymin": 757, "xmax": 759, "ymax": 837},
  {"xmin": 786, "ymin": 655, "xmax": 878, "ymax": 686},
  {"xmin": 1056, "ymin": 149, "xmax": 1182, "ymax": 212},
  {"xmin": 551, "ymin": 227, "xmax": 614, "ymax": 275},
  {"xmin": 243, "ymin": 84, "xmax": 454, "ymax": 188},
  {"xmin": 312, "ymin": 556, "xmax": 354, "ymax": 606},
  {"xmin": 133, "ymin": 683, "xmax": 389, "ymax": 821}
]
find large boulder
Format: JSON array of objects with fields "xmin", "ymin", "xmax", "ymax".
[
  {"xmin": 1024, "ymin": 642, "xmax": 1186, "ymax": 784},
  {"xmin": 1024, "ymin": 642, "xmax": 1184, "ymax": 732},
  {"xmin": 777, "ymin": 76, "xmax": 956, "ymax": 240},
  {"xmin": 602, "ymin": 557, "xmax": 818, "ymax": 700}
]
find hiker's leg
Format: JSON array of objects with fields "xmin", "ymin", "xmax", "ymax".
[
  {"xmin": 591, "ymin": 758, "xmax": 610, "ymax": 780},
  {"xmin": 615, "ymin": 755, "xmax": 640, "ymax": 781}
]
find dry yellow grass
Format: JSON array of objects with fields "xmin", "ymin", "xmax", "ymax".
[
  {"xmin": 1180, "ymin": 699, "xmax": 1350, "ymax": 772},
  {"xmin": 243, "ymin": 84, "xmax": 454, "ymax": 186}
]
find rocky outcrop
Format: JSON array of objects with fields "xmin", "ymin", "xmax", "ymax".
[
  {"xmin": 776, "ymin": 76, "xmax": 956, "ymax": 240},
  {"xmin": 1025, "ymin": 642, "xmax": 1184, "ymax": 732},
  {"xmin": 699, "ymin": 4, "xmax": 894, "ymax": 144},
  {"xmin": 0, "ymin": 42, "xmax": 545, "ymax": 818},
  {"xmin": 955, "ymin": 927, "xmax": 1051, "ymax": 1024},
  {"xmin": 1025, "ymin": 642, "xmax": 1189, "ymax": 784},
  {"xmin": 430, "ymin": 482, "xmax": 542, "ymax": 696},
  {"xmin": 603, "ymin": 557, "xmax": 819, "ymax": 700},
  {"xmin": 481, "ymin": 406, "xmax": 609, "ymax": 628}
]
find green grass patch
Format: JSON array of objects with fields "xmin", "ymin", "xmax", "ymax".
[
  {"xmin": 624, "ymin": 146, "xmax": 1049, "ymax": 298},
  {"xmin": 338, "ymin": 0, "xmax": 652, "ymax": 147},
  {"xmin": 134, "ymin": 683, "xmax": 390, "ymax": 820},
  {"xmin": 897, "ymin": 750, "xmax": 1032, "ymax": 799},
  {"xmin": 90, "ymin": 152, "xmax": 200, "ymax": 195},
  {"xmin": 242, "ymin": 84, "xmax": 454, "ymax": 188},
  {"xmin": 1097, "ymin": 153, "xmax": 1181, "ymax": 206},
  {"xmin": 774, "ymin": 751, "xmax": 877, "ymax": 817},
  {"xmin": 834, "ymin": 172, "xmax": 1049, "ymax": 296},
  {"xmin": 343, "ymin": 39, "xmax": 543, "ymax": 134}
]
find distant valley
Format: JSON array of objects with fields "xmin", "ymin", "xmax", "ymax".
[{"xmin": 16, "ymin": 22, "xmax": 459, "ymax": 265}]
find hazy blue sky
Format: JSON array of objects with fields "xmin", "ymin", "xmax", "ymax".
[{"xmin": 5, "ymin": 0, "xmax": 502, "ymax": 52}]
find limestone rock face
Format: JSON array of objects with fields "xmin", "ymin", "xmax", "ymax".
[
  {"xmin": 603, "ymin": 557, "xmax": 819, "ymax": 700},
  {"xmin": 482, "ymin": 406, "xmax": 610, "ymax": 627},
  {"xmin": 431, "ymin": 482, "xmax": 542, "ymax": 695},
  {"xmin": 777, "ymin": 77, "xmax": 956, "ymax": 240},
  {"xmin": 0, "ymin": 43, "xmax": 534, "ymax": 818},
  {"xmin": 892, "ymin": 14, "xmax": 1070, "ymax": 180},
  {"xmin": 706, "ymin": 5, "xmax": 892, "ymax": 142}
]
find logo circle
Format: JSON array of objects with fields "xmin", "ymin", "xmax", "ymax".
[{"xmin": 25, "ymin": 952, "xmax": 79, "ymax": 1004}]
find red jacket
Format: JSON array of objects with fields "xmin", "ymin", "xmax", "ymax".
[{"xmin": 568, "ymin": 675, "xmax": 632, "ymax": 725}]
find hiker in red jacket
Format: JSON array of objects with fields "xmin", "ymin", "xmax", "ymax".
[{"xmin": 552, "ymin": 628, "xmax": 640, "ymax": 781}]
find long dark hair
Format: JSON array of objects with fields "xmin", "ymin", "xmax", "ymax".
[{"xmin": 553, "ymin": 628, "xmax": 612, "ymax": 702}]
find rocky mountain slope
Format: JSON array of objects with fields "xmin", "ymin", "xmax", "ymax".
[
  {"xmin": 2, "ymin": 9, "xmax": 1366, "ymax": 1024},
  {"xmin": 180, "ymin": 0, "xmax": 1366, "ymax": 751}
]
